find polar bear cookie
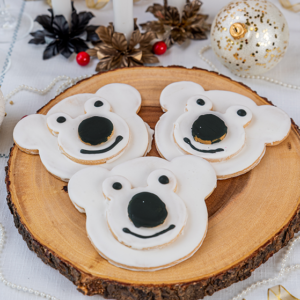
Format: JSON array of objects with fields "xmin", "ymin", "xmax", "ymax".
[
  {"xmin": 155, "ymin": 81, "xmax": 291, "ymax": 179},
  {"xmin": 13, "ymin": 84, "xmax": 153, "ymax": 181},
  {"xmin": 68, "ymin": 156, "xmax": 217, "ymax": 271}
]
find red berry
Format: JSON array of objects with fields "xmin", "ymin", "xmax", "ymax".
[
  {"xmin": 152, "ymin": 41, "xmax": 167, "ymax": 55},
  {"xmin": 21, "ymin": 115, "xmax": 28, "ymax": 119},
  {"xmin": 76, "ymin": 52, "xmax": 90, "ymax": 66}
]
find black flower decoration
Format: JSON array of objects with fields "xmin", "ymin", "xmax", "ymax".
[{"xmin": 29, "ymin": 2, "xmax": 98, "ymax": 60}]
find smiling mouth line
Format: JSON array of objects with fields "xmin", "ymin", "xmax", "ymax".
[
  {"xmin": 122, "ymin": 224, "xmax": 176, "ymax": 239},
  {"xmin": 80, "ymin": 136, "xmax": 123, "ymax": 154},
  {"xmin": 183, "ymin": 137, "xmax": 224, "ymax": 153}
]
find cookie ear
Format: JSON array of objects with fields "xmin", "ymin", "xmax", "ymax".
[
  {"xmin": 102, "ymin": 175, "xmax": 132, "ymax": 200},
  {"xmin": 68, "ymin": 166, "xmax": 110, "ymax": 212},
  {"xmin": 147, "ymin": 169, "xmax": 177, "ymax": 192},
  {"xmin": 84, "ymin": 97, "xmax": 111, "ymax": 114},
  {"xmin": 225, "ymin": 105, "xmax": 253, "ymax": 128},
  {"xmin": 96, "ymin": 83, "xmax": 142, "ymax": 116},
  {"xmin": 254, "ymin": 105, "xmax": 291, "ymax": 144},
  {"xmin": 13, "ymin": 114, "xmax": 49, "ymax": 153},
  {"xmin": 160, "ymin": 82, "xmax": 205, "ymax": 113},
  {"xmin": 46, "ymin": 113, "xmax": 72, "ymax": 136},
  {"xmin": 185, "ymin": 95, "xmax": 213, "ymax": 112}
]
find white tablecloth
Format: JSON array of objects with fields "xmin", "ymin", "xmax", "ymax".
[{"xmin": 0, "ymin": 0, "xmax": 299, "ymax": 299}]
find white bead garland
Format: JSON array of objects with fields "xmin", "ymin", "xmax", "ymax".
[
  {"xmin": 4, "ymin": 74, "xmax": 92, "ymax": 103},
  {"xmin": 0, "ymin": 223, "xmax": 59, "ymax": 299},
  {"xmin": 198, "ymin": 45, "xmax": 219, "ymax": 74},
  {"xmin": 230, "ymin": 234, "xmax": 300, "ymax": 300},
  {"xmin": 198, "ymin": 45, "xmax": 300, "ymax": 90}
]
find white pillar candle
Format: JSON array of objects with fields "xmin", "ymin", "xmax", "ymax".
[
  {"xmin": 113, "ymin": 0, "xmax": 134, "ymax": 43},
  {"xmin": 51, "ymin": 0, "xmax": 72, "ymax": 27},
  {"xmin": 168, "ymin": 0, "xmax": 186, "ymax": 17}
]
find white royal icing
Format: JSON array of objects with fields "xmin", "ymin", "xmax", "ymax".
[
  {"xmin": 13, "ymin": 84, "xmax": 153, "ymax": 181},
  {"xmin": 68, "ymin": 156, "xmax": 217, "ymax": 271},
  {"xmin": 155, "ymin": 82, "xmax": 291, "ymax": 179},
  {"xmin": 47, "ymin": 97, "xmax": 130, "ymax": 164},
  {"xmin": 103, "ymin": 169, "xmax": 187, "ymax": 250},
  {"xmin": 174, "ymin": 95, "xmax": 252, "ymax": 162}
]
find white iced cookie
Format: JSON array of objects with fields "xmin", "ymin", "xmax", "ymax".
[
  {"xmin": 174, "ymin": 95, "xmax": 252, "ymax": 162},
  {"xmin": 68, "ymin": 156, "xmax": 217, "ymax": 271},
  {"xmin": 103, "ymin": 169, "xmax": 187, "ymax": 250},
  {"xmin": 156, "ymin": 81, "xmax": 291, "ymax": 179},
  {"xmin": 47, "ymin": 97, "xmax": 130, "ymax": 164},
  {"xmin": 13, "ymin": 84, "xmax": 153, "ymax": 181}
]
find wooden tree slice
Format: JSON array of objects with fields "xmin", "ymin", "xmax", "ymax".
[{"xmin": 6, "ymin": 67, "xmax": 300, "ymax": 300}]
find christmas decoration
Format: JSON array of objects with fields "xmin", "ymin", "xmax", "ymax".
[
  {"xmin": 140, "ymin": 0, "xmax": 210, "ymax": 48},
  {"xmin": 279, "ymin": 0, "xmax": 300, "ymax": 12},
  {"xmin": 210, "ymin": 0, "xmax": 289, "ymax": 76},
  {"xmin": 152, "ymin": 41, "xmax": 167, "ymax": 55},
  {"xmin": 86, "ymin": 23, "xmax": 159, "ymax": 72},
  {"xmin": 29, "ymin": 3, "xmax": 99, "ymax": 60},
  {"xmin": 76, "ymin": 52, "xmax": 90, "ymax": 66}
]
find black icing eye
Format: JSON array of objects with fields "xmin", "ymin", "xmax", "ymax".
[
  {"xmin": 94, "ymin": 100, "xmax": 103, "ymax": 107},
  {"xmin": 237, "ymin": 109, "xmax": 247, "ymax": 117},
  {"xmin": 196, "ymin": 99, "xmax": 205, "ymax": 106},
  {"xmin": 57, "ymin": 116, "xmax": 66, "ymax": 123},
  {"xmin": 158, "ymin": 175, "xmax": 169, "ymax": 184},
  {"xmin": 112, "ymin": 182, "xmax": 122, "ymax": 190}
]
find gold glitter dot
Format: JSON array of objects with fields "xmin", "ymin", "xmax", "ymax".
[{"xmin": 9, "ymin": 101, "xmax": 13, "ymax": 105}]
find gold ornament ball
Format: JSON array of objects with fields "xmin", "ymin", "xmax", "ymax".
[{"xmin": 210, "ymin": 0, "xmax": 289, "ymax": 76}]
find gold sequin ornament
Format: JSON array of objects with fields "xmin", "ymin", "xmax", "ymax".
[{"xmin": 210, "ymin": 0, "xmax": 289, "ymax": 76}]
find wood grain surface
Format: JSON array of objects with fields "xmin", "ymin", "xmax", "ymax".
[{"xmin": 6, "ymin": 66, "xmax": 300, "ymax": 299}]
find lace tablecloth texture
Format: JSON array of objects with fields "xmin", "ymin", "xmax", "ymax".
[{"xmin": 0, "ymin": 0, "xmax": 299, "ymax": 299}]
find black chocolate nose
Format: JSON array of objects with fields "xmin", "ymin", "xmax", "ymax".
[
  {"xmin": 128, "ymin": 192, "xmax": 168, "ymax": 228},
  {"xmin": 78, "ymin": 116, "xmax": 113, "ymax": 146},
  {"xmin": 192, "ymin": 114, "xmax": 227, "ymax": 144}
]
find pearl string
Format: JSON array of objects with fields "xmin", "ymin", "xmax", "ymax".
[
  {"xmin": 231, "ymin": 233, "xmax": 300, "ymax": 300},
  {"xmin": 198, "ymin": 45, "xmax": 300, "ymax": 90},
  {"xmin": 4, "ymin": 74, "xmax": 92, "ymax": 103},
  {"xmin": 198, "ymin": 45, "xmax": 220, "ymax": 73},
  {"xmin": 0, "ymin": 223, "xmax": 59, "ymax": 299}
]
